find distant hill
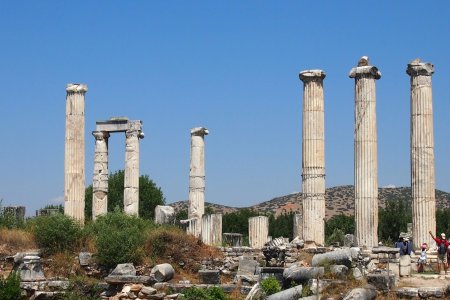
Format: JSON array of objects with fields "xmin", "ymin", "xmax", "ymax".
[{"xmin": 169, "ymin": 185, "xmax": 450, "ymax": 220}]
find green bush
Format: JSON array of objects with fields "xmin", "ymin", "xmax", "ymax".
[
  {"xmin": 59, "ymin": 276, "xmax": 102, "ymax": 300},
  {"xmin": 86, "ymin": 211, "xmax": 153, "ymax": 267},
  {"xmin": 0, "ymin": 271, "xmax": 23, "ymax": 300},
  {"xmin": 28, "ymin": 214, "xmax": 82, "ymax": 255},
  {"xmin": 181, "ymin": 286, "xmax": 230, "ymax": 300},
  {"xmin": 260, "ymin": 276, "xmax": 281, "ymax": 296}
]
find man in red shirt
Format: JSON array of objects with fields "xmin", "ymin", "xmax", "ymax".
[{"xmin": 429, "ymin": 231, "xmax": 449, "ymax": 274}]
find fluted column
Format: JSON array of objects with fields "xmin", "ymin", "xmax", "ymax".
[
  {"xmin": 349, "ymin": 56, "xmax": 381, "ymax": 248},
  {"xmin": 299, "ymin": 70, "xmax": 326, "ymax": 246},
  {"xmin": 201, "ymin": 214, "xmax": 222, "ymax": 246},
  {"xmin": 188, "ymin": 127, "xmax": 209, "ymax": 237},
  {"xmin": 124, "ymin": 121, "xmax": 144, "ymax": 216},
  {"xmin": 92, "ymin": 131, "xmax": 110, "ymax": 220},
  {"xmin": 407, "ymin": 59, "xmax": 435, "ymax": 249},
  {"xmin": 248, "ymin": 216, "xmax": 269, "ymax": 249},
  {"xmin": 64, "ymin": 83, "xmax": 87, "ymax": 224}
]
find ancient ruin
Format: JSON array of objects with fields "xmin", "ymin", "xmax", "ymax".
[
  {"xmin": 299, "ymin": 69, "xmax": 326, "ymax": 246},
  {"xmin": 201, "ymin": 213, "xmax": 222, "ymax": 246},
  {"xmin": 349, "ymin": 56, "xmax": 380, "ymax": 248},
  {"xmin": 248, "ymin": 216, "xmax": 269, "ymax": 249},
  {"xmin": 187, "ymin": 127, "xmax": 209, "ymax": 236},
  {"xmin": 64, "ymin": 83, "xmax": 87, "ymax": 224},
  {"xmin": 407, "ymin": 59, "xmax": 436, "ymax": 249},
  {"xmin": 92, "ymin": 118, "xmax": 144, "ymax": 218}
]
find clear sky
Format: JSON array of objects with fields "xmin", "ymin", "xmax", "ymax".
[{"xmin": 1, "ymin": 2, "xmax": 449, "ymax": 215}]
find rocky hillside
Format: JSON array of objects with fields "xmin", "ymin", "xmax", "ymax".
[{"xmin": 169, "ymin": 185, "xmax": 450, "ymax": 220}]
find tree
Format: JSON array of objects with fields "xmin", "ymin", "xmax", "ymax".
[
  {"xmin": 378, "ymin": 198, "xmax": 412, "ymax": 244},
  {"xmin": 325, "ymin": 214, "xmax": 355, "ymax": 245},
  {"xmin": 222, "ymin": 209, "xmax": 261, "ymax": 235},
  {"xmin": 85, "ymin": 170, "xmax": 165, "ymax": 220},
  {"xmin": 269, "ymin": 212, "xmax": 294, "ymax": 239}
]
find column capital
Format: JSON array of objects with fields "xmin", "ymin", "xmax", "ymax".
[
  {"xmin": 299, "ymin": 70, "xmax": 326, "ymax": 82},
  {"xmin": 126, "ymin": 130, "xmax": 144, "ymax": 139},
  {"xmin": 406, "ymin": 58, "xmax": 434, "ymax": 76},
  {"xmin": 349, "ymin": 56, "xmax": 381, "ymax": 79},
  {"xmin": 66, "ymin": 83, "xmax": 88, "ymax": 93},
  {"xmin": 92, "ymin": 131, "xmax": 110, "ymax": 141},
  {"xmin": 191, "ymin": 127, "xmax": 209, "ymax": 136}
]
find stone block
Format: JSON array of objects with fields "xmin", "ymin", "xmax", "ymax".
[
  {"xmin": 19, "ymin": 256, "xmax": 46, "ymax": 282},
  {"xmin": 418, "ymin": 287, "xmax": 445, "ymax": 298},
  {"xmin": 110, "ymin": 263, "xmax": 136, "ymax": 276},
  {"xmin": 198, "ymin": 270, "xmax": 220, "ymax": 284},
  {"xmin": 366, "ymin": 272, "xmax": 396, "ymax": 291},
  {"xmin": 396, "ymin": 287, "xmax": 418, "ymax": 298},
  {"xmin": 79, "ymin": 252, "xmax": 92, "ymax": 266},
  {"xmin": 237, "ymin": 257, "xmax": 259, "ymax": 276}
]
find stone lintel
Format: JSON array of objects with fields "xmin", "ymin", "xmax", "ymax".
[
  {"xmin": 299, "ymin": 69, "xmax": 326, "ymax": 82},
  {"xmin": 191, "ymin": 127, "xmax": 209, "ymax": 136},
  {"xmin": 66, "ymin": 83, "xmax": 88, "ymax": 93},
  {"xmin": 406, "ymin": 58, "xmax": 434, "ymax": 77},
  {"xmin": 95, "ymin": 119, "xmax": 143, "ymax": 133},
  {"xmin": 349, "ymin": 56, "xmax": 381, "ymax": 79}
]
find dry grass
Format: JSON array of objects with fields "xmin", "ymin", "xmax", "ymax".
[
  {"xmin": 43, "ymin": 251, "xmax": 83, "ymax": 278},
  {"xmin": 320, "ymin": 278, "xmax": 367, "ymax": 299},
  {"xmin": 0, "ymin": 228, "xmax": 36, "ymax": 254},
  {"xmin": 145, "ymin": 226, "xmax": 223, "ymax": 275}
]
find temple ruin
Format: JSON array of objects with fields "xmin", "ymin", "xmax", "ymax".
[{"xmin": 92, "ymin": 118, "xmax": 144, "ymax": 219}]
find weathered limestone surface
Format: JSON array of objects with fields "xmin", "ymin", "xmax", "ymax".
[
  {"xmin": 154, "ymin": 205, "xmax": 175, "ymax": 224},
  {"xmin": 266, "ymin": 285, "xmax": 303, "ymax": 300},
  {"xmin": 407, "ymin": 59, "xmax": 436, "ymax": 249},
  {"xmin": 248, "ymin": 216, "xmax": 269, "ymax": 249},
  {"xmin": 124, "ymin": 120, "xmax": 144, "ymax": 216},
  {"xmin": 64, "ymin": 83, "xmax": 87, "ymax": 224},
  {"xmin": 223, "ymin": 233, "xmax": 243, "ymax": 247},
  {"xmin": 150, "ymin": 263, "xmax": 175, "ymax": 282},
  {"xmin": 19, "ymin": 256, "xmax": 46, "ymax": 281},
  {"xmin": 201, "ymin": 214, "xmax": 222, "ymax": 246},
  {"xmin": 299, "ymin": 70, "xmax": 326, "ymax": 246},
  {"xmin": 188, "ymin": 127, "xmax": 209, "ymax": 237},
  {"xmin": 180, "ymin": 218, "xmax": 200, "ymax": 238},
  {"xmin": 349, "ymin": 57, "xmax": 381, "ymax": 248},
  {"xmin": 293, "ymin": 213, "xmax": 303, "ymax": 240},
  {"xmin": 283, "ymin": 265, "xmax": 324, "ymax": 284},
  {"xmin": 312, "ymin": 248, "xmax": 360, "ymax": 268},
  {"xmin": 92, "ymin": 131, "xmax": 110, "ymax": 220}
]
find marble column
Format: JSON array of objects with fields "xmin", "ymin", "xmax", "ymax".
[
  {"xmin": 349, "ymin": 56, "xmax": 381, "ymax": 248},
  {"xmin": 299, "ymin": 70, "xmax": 326, "ymax": 246},
  {"xmin": 64, "ymin": 83, "xmax": 87, "ymax": 224},
  {"xmin": 407, "ymin": 59, "xmax": 436, "ymax": 249},
  {"xmin": 201, "ymin": 214, "xmax": 222, "ymax": 246},
  {"xmin": 248, "ymin": 216, "xmax": 269, "ymax": 249},
  {"xmin": 293, "ymin": 213, "xmax": 303, "ymax": 240},
  {"xmin": 124, "ymin": 121, "xmax": 144, "ymax": 216},
  {"xmin": 188, "ymin": 127, "xmax": 209, "ymax": 236},
  {"xmin": 92, "ymin": 131, "xmax": 110, "ymax": 220}
]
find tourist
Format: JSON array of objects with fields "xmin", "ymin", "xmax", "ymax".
[
  {"xmin": 417, "ymin": 243, "xmax": 427, "ymax": 273},
  {"xmin": 429, "ymin": 231, "xmax": 449, "ymax": 274},
  {"xmin": 395, "ymin": 237, "xmax": 412, "ymax": 256}
]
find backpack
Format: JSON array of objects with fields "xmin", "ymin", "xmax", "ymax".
[{"xmin": 438, "ymin": 241, "xmax": 446, "ymax": 255}]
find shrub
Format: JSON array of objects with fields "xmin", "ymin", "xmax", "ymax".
[
  {"xmin": 181, "ymin": 286, "xmax": 230, "ymax": 300},
  {"xmin": 28, "ymin": 214, "xmax": 82, "ymax": 255},
  {"xmin": 145, "ymin": 226, "xmax": 222, "ymax": 271},
  {"xmin": 0, "ymin": 271, "xmax": 23, "ymax": 300},
  {"xmin": 59, "ymin": 276, "xmax": 102, "ymax": 300},
  {"xmin": 260, "ymin": 276, "xmax": 281, "ymax": 296},
  {"xmin": 86, "ymin": 211, "xmax": 153, "ymax": 268}
]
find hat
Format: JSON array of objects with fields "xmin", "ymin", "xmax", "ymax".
[
  {"xmin": 404, "ymin": 237, "xmax": 409, "ymax": 242},
  {"xmin": 441, "ymin": 233, "xmax": 446, "ymax": 237}
]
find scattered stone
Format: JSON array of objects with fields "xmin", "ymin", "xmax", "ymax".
[
  {"xmin": 245, "ymin": 283, "xmax": 264, "ymax": 300},
  {"xmin": 266, "ymin": 284, "xmax": 302, "ymax": 300},
  {"xmin": 110, "ymin": 263, "xmax": 136, "ymax": 276},
  {"xmin": 237, "ymin": 257, "xmax": 259, "ymax": 276},
  {"xmin": 78, "ymin": 252, "xmax": 92, "ymax": 266},
  {"xmin": 329, "ymin": 265, "xmax": 349, "ymax": 279},
  {"xmin": 104, "ymin": 275, "xmax": 153, "ymax": 285},
  {"xmin": 343, "ymin": 285, "xmax": 377, "ymax": 300},
  {"xmin": 198, "ymin": 269, "xmax": 220, "ymax": 284},
  {"xmin": 418, "ymin": 287, "xmax": 445, "ymax": 298},
  {"xmin": 312, "ymin": 248, "xmax": 360, "ymax": 268},
  {"xmin": 344, "ymin": 234, "xmax": 356, "ymax": 247},
  {"xmin": 351, "ymin": 267, "xmax": 363, "ymax": 281},
  {"xmin": 19, "ymin": 256, "xmax": 46, "ymax": 282},
  {"xmin": 140, "ymin": 286, "xmax": 157, "ymax": 295},
  {"xmin": 366, "ymin": 271, "xmax": 396, "ymax": 291},
  {"xmin": 396, "ymin": 287, "xmax": 418, "ymax": 298},
  {"xmin": 283, "ymin": 264, "xmax": 324, "ymax": 284},
  {"xmin": 150, "ymin": 263, "xmax": 175, "ymax": 282}
]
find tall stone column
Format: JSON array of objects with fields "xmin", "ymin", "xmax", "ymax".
[
  {"xmin": 299, "ymin": 70, "xmax": 326, "ymax": 246},
  {"xmin": 64, "ymin": 83, "xmax": 87, "ymax": 224},
  {"xmin": 92, "ymin": 131, "xmax": 110, "ymax": 220},
  {"xmin": 188, "ymin": 127, "xmax": 209, "ymax": 237},
  {"xmin": 248, "ymin": 216, "xmax": 269, "ymax": 249},
  {"xmin": 349, "ymin": 56, "xmax": 381, "ymax": 248},
  {"xmin": 407, "ymin": 59, "xmax": 435, "ymax": 249},
  {"xmin": 124, "ymin": 121, "xmax": 144, "ymax": 216}
]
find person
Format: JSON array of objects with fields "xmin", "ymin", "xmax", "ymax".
[
  {"xmin": 417, "ymin": 243, "xmax": 427, "ymax": 273},
  {"xmin": 394, "ymin": 237, "xmax": 404, "ymax": 250},
  {"xmin": 400, "ymin": 237, "xmax": 412, "ymax": 256},
  {"xmin": 429, "ymin": 231, "xmax": 449, "ymax": 274}
]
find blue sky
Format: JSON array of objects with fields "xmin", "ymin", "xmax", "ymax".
[{"xmin": 1, "ymin": 2, "xmax": 449, "ymax": 215}]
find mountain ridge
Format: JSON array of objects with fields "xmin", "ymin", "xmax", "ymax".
[{"xmin": 169, "ymin": 185, "xmax": 450, "ymax": 220}]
